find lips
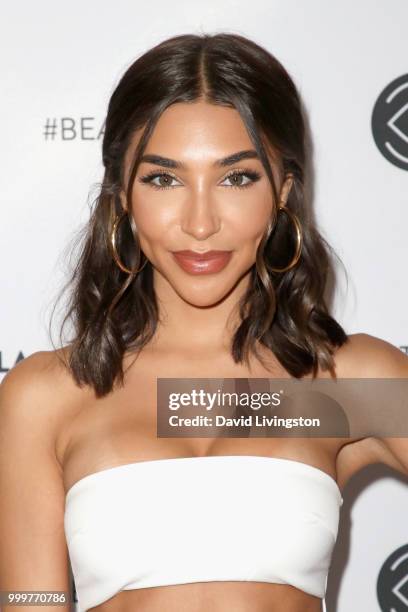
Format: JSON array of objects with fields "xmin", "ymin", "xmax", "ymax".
[
  {"xmin": 173, "ymin": 250, "xmax": 230, "ymax": 260},
  {"xmin": 171, "ymin": 250, "xmax": 232, "ymax": 275}
]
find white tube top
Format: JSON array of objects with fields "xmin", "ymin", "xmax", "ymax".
[{"xmin": 64, "ymin": 455, "xmax": 343, "ymax": 611}]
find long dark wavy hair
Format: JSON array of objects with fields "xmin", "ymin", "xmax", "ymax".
[{"xmin": 50, "ymin": 32, "xmax": 349, "ymax": 398}]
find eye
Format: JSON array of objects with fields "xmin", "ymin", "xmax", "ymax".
[
  {"xmin": 220, "ymin": 169, "xmax": 262, "ymax": 189},
  {"xmin": 138, "ymin": 170, "xmax": 182, "ymax": 190},
  {"xmin": 138, "ymin": 168, "xmax": 262, "ymax": 191}
]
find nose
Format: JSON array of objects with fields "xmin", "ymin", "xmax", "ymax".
[{"xmin": 180, "ymin": 186, "xmax": 221, "ymax": 241}]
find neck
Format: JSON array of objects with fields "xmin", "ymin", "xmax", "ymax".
[{"xmin": 149, "ymin": 269, "xmax": 252, "ymax": 355}]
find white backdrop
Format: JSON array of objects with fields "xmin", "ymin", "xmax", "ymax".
[{"xmin": 1, "ymin": 1, "xmax": 407, "ymax": 611}]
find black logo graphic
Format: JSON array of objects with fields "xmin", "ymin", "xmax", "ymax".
[
  {"xmin": 372, "ymin": 74, "xmax": 408, "ymax": 170},
  {"xmin": 377, "ymin": 543, "xmax": 408, "ymax": 610}
]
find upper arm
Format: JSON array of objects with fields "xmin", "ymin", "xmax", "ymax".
[
  {"xmin": 0, "ymin": 352, "xmax": 71, "ymax": 611},
  {"xmin": 347, "ymin": 334, "xmax": 408, "ymax": 476}
]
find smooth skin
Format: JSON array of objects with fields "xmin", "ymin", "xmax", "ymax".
[{"xmin": 1, "ymin": 100, "xmax": 408, "ymax": 612}]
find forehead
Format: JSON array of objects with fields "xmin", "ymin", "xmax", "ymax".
[{"xmin": 127, "ymin": 101, "xmax": 255, "ymax": 167}]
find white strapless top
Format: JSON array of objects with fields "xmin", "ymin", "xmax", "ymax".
[{"xmin": 64, "ymin": 455, "xmax": 343, "ymax": 611}]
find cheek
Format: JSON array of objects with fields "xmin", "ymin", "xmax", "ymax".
[
  {"xmin": 235, "ymin": 208, "xmax": 269, "ymax": 236},
  {"xmin": 228, "ymin": 195, "xmax": 272, "ymax": 243},
  {"xmin": 129, "ymin": 195, "xmax": 173, "ymax": 242}
]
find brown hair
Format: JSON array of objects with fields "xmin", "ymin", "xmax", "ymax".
[{"xmin": 50, "ymin": 32, "xmax": 349, "ymax": 397}]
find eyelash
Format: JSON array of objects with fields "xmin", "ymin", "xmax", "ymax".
[{"xmin": 137, "ymin": 168, "xmax": 262, "ymax": 191}]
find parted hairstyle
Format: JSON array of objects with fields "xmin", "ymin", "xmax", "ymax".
[{"xmin": 50, "ymin": 32, "xmax": 349, "ymax": 398}]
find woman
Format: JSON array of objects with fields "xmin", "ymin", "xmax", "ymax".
[{"xmin": 0, "ymin": 32, "xmax": 407, "ymax": 612}]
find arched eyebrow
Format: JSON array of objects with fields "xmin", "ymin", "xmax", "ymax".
[{"xmin": 139, "ymin": 149, "xmax": 259, "ymax": 170}]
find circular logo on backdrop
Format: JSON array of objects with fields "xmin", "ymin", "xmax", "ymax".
[
  {"xmin": 377, "ymin": 543, "xmax": 408, "ymax": 610},
  {"xmin": 371, "ymin": 74, "xmax": 408, "ymax": 170}
]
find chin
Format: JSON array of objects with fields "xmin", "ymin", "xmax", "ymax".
[
  {"xmin": 171, "ymin": 276, "xmax": 245, "ymax": 308},
  {"xmin": 176, "ymin": 292, "xmax": 231, "ymax": 308}
]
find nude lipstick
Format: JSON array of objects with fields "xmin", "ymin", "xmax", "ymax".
[{"xmin": 171, "ymin": 250, "xmax": 232, "ymax": 275}]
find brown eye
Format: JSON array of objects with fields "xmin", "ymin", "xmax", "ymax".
[
  {"xmin": 231, "ymin": 174, "xmax": 245, "ymax": 186},
  {"xmin": 221, "ymin": 169, "xmax": 262, "ymax": 189},
  {"xmin": 138, "ymin": 171, "xmax": 182, "ymax": 190},
  {"xmin": 157, "ymin": 174, "xmax": 173, "ymax": 188}
]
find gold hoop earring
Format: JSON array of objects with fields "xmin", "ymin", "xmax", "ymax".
[
  {"xmin": 109, "ymin": 211, "xmax": 148, "ymax": 275},
  {"xmin": 267, "ymin": 204, "xmax": 302, "ymax": 273}
]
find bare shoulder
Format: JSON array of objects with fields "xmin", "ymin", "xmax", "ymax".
[
  {"xmin": 0, "ymin": 349, "xmax": 81, "ymax": 598},
  {"xmin": 1, "ymin": 348, "xmax": 69, "ymax": 386},
  {"xmin": 1, "ymin": 347, "xmax": 79, "ymax": 403},
  {"xmin": 332, "ymin": 332, "xmax": 408, "ymax": 378},
  {"xmin": 333, "ymin": 333, "xmax": 408, "ymax": 485},
  {"xmin": 0, "ymin": 348, "xmax": 88, "ymax": 452}
]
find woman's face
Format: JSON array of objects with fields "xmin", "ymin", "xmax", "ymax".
[{"xmin": 121, "ymin": 100, "xmax": 293, "ymax": 307}]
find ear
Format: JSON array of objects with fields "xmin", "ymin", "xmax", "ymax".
[
  {"xmin": 279, "ymin": 173, "xmax": 294, "ymax": 207},
  {"xmin": 118, "ymin": 189, "xmax": 128, "ymax": 213}
]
